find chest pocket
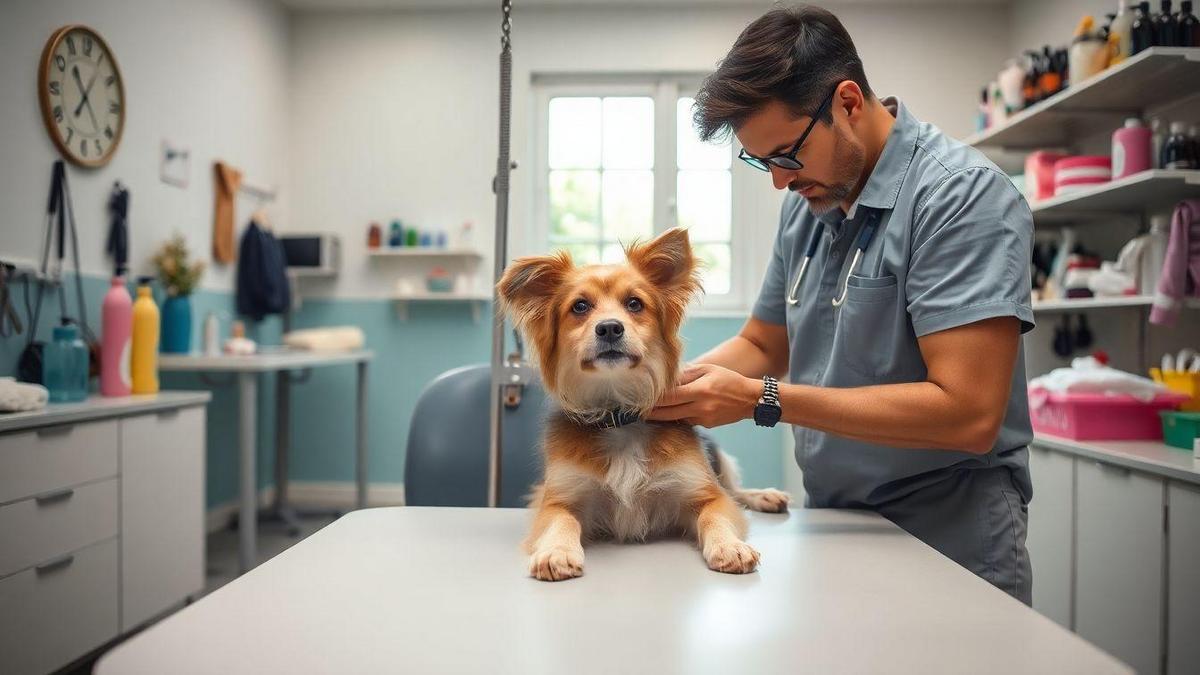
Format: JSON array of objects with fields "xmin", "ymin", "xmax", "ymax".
[{"xmin": 830, "ymin": 273, "xmax": 917, "ymax": 382}]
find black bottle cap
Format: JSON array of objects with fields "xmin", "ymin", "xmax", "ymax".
[{"xmin": 136, "ymin": 275, "xmax": 154, "ymax": 286}]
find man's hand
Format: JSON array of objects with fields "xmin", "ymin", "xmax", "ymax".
[{"xmin": 647, "ymin": 363, "xmax": 761, "ymax": 428}]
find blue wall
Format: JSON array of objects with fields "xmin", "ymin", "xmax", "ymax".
[{"xmin": 0, "ymin": 275, "xmax": 784, "ymax": 510}]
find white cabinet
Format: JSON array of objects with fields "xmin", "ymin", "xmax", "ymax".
[
  {"xmin": 1168, "ymin": 482, "xmax": 1200, "ymax": 675},
  {"xmin": 120, "ymin": 407, "xmax": 206, "ymax": 630},
  {"xmin": 0, "ymin": 395, "xmax": 208, "ymax": 675},
  {"xmin": 1075, "ymin": 460, "xmax": 1165, "ymax": 675},
  {"xmin": 0, "ymin": 538, "xmax": 119, "ymax": 675},
  {"xmin": 1027, "ymin": 445, "xmax": 1074, "ymax": 629}
]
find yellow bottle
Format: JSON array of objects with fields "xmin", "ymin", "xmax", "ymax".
[{"xmin": 131, "ymin": 279, "xmax": 160, "ymax": 394}]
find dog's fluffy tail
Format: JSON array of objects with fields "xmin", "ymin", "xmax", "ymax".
[{"xmin": 714, "ymin": 449, "xmax": 791, "ymax": 514}]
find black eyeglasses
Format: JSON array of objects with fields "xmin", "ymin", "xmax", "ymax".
[{"xmin": 738, "ymin": 86, "xmax": 838, "ymax": 172}]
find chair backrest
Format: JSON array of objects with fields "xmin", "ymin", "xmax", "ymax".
[{"xmin": 405, "ymin": 364, "xmax": 547, "ymax": 507}]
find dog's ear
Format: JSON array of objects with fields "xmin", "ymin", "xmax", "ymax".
[
  {"xmin": 626, "ymin": 227, "xmax": 702, "ymax": 326},
  {"xmin": 496, "ymin": 251, "xmax": 573, "ymax": 334}
]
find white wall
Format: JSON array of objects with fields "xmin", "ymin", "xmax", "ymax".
[
  {"xmin": 0, "ymin": 0, "xmax": 291, "ymax": 290},
  {"xmin": 287, "ymin": 2, "xmax": 1012, "ymax": 301}
]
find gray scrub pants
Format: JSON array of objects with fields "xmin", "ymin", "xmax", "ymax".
[{"xmin": 874, "ymin": 466, "xmax": 1032, "ymax": 605}]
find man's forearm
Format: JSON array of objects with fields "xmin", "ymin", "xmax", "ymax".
[
  {"xmin": 774, "ymin": 380, "xmax": 1001, "ymax": 454},
  {"xmin": 692, "ymin": 335, "xmax": 779, "ymax": 379}
]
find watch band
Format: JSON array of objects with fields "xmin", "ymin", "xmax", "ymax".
[{"xmin": 754, "ymin": 375, "xmax": 782, "ymax": 427}]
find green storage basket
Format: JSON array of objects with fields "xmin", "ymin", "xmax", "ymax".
[{"xmin": 1160, "ymin": 411, "xmax": 1200, "ymax": 450}]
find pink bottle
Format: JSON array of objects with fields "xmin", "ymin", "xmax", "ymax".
[
  {"xmin": 100, "ymin": 276, "xmax": 133, "ymax": 396},
  {"xmin": 1112, "ymin": 118, "xmax": 1152, "ymax": 180}
]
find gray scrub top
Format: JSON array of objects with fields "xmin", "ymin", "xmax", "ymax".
[{"xmin": 753, "ymin": 98, "xmax": 1036, "ymax": 509}]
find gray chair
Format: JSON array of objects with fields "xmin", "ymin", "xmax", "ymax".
[{"xmin": 405, "ymin": 364, "xmax": 547, "ymax": 507}]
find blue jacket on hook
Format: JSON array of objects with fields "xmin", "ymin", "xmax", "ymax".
[{"xmin": 236, "ymin": 219, "xmax": 291, "ymax": 321}]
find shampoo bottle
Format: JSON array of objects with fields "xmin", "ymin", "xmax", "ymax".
[
  {"xmin": 100, "ymin": 275, "xmax": 132, "ymax": 396},
  {"xmin": 131, "ymin": 277, "xmax": 160, "ymax": 395}
]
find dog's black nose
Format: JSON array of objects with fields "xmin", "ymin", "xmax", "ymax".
[{"xmin": 595, "ymin": 320, "xmax": 624, "ymax": 341}]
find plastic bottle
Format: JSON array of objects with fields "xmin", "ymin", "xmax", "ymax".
[
  {"xmin": 1150, "ymin": 117, "xmax": 1166, "ymax": 168},
  {"xmin": 1180, "ymin": 0, "xmax": 1200, "ymax": 45},
  {"xmin": 1156, "ymin": 0, "xmax": 1178, "ymax": 45},
  {"xmin": 389, "ymin": 220, "xmax": 403, "ymax": 247},
  {"xmin": 100, "ymin": 275, "xmax": 132, "ymax": 396},
  {"xmin": 1162, "ymin": 121, "xmax": 1197, "ymax": 169},
  {"xmin": 1070, "ymin": 17, "xmax": 1109, "ymax": 84},
  {"xmin": 1110, "ymin": 1, "xmax": 1135, "ymax": 63},
  {"xmin": 1113, "ymin": 118, "xmax": 1153, "ymax": 179},
  {"xmin": 43, "ymin": 322, "xmax": 89, "ymax": 403},
  {"xmin": 131, "ymin": 277, "xmax": 160, "ymax": 395},
  {"xmin": 1141, "ymin": 215, "xmax": 1170, "ymax": 294},
  {"xmin": 1132, "ymin": 1, "xmax": 1158, "ymax": 53},
  {"xmin": 203, "ymin": 311, "xmax": 220, "ymax": 356}
]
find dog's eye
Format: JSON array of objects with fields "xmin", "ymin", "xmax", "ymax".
[
  {"xmin": 625, "ymin": 297, "xmax": 643, "ymax": 313},
  {"xmin": 571, "ymin": 300, "xmax": 590, "ymax": 315}
]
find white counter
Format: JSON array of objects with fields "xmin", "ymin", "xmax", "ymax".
[
  {"xmin": 0, "ymin": 392, "xmax": 211, "ymax": 434},
  {"xmin": 1033, "ymin": 432, "xmax": 1200, "ymax": 485}
]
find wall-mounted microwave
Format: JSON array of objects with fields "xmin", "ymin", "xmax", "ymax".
[{"xmin": 279, "ymin": 233, "xmax": 340, "ymax": 278}]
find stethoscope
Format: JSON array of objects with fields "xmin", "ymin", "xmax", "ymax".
[{"xmin": 787, "ymin": 207, "xmax": 883, "ymax": 308}]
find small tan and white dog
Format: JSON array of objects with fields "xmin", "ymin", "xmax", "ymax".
[{"xmin": 497, "ymin": 227, "xmax": 790, "ymax": 582}]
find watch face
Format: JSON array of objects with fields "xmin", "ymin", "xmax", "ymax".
[{"xmin": 754, "ymin": 404, "xmax": 782, "ymax": 427}]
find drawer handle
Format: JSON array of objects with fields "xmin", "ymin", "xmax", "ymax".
[
  {"xmin": 35, "ymin": 553, "xmax": 75, "ymax": 575},
  {"xmin": 35, "ymin": 424, "xmax": 75, "ymax": 438},
  {"xmin": 34, "ymin": 488, "xmax": 75, "ymax": 505},
  {"xmin": 156, "ymin": 408, "xmax": 181, "ymax": 420}
]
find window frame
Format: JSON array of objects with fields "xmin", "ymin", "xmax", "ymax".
[{"xmin": 533, "ymin": 74, "xmax": 759, "ymax": 315}]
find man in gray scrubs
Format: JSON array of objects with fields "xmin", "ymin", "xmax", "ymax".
[{"xmin": 648, "ymin": 5, "xmax": 1035, "ymax": 603}]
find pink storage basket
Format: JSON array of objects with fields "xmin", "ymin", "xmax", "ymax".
[{"xmin": 1028, "ymin": 388, "xmax": 1188, "ymax": 441}]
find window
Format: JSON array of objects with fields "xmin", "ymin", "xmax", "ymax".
[{"xmin": 536, "ymin": 78, "xmax": 745, "ymax": 308}]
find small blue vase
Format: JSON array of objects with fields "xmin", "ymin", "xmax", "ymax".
[{"xmin": 161, "ymin": 295, "xmax": 193, "ymax": 354}]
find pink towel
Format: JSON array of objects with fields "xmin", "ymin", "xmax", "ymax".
[{"xmin": 1150, "ymin": 199, "xmax": 1200, "ymax": 326}]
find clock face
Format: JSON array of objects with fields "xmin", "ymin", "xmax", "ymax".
[{"xmin": 39, "ymin": 26, "xmax": 125, "ymax": 168}]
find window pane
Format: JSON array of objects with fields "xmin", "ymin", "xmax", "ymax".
[
  {"xmin": 558, "ymin": 242, "xmax": 601, "ymax": 266},
  {"xmin": 549, "ymin": 170, "xmax": 600, "ymax": 239},
  {"xmin": 601, "ymin": 242, "xmax": 626, "ymax": 264},
  {"xmin": 694, "ymin": 243, "xmax": 731, "ymax": 295},
  {"xmin": 677, "ymin": 97, "xmax": 731, "ymax": 170},
  {"xmin": 549, "ymin": 97, "xmax": 601, "ymax": 169},
  {"xmin": 603, "ymin": 97, "xmax": 653, "ymax": 169},
  {"xmin": 602, "ymin": 170, "xmax": 653, "ymax": 242},
  {"xmin": 677, "ymin": 170, "xmax": 731, "ymax": 241}
]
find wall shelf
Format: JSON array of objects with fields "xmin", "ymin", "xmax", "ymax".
[
  {"xmin": 391, "ymin": 291, "xmax": 491, "ymax": 322},
  {"xmin": 965, "ymin": 47, "xmax": 1200, "ymax": 150},
  {"xmin": 1032, "ymin": 295, "xmax": 1199, "ymax": 312},
  {"xmin": 368, "ymin": 248, "xmax": 482, "ymax": 260},
  {"xmin": 1031, "ymin": 169, "xmax": 1200, "ymax": 223}
]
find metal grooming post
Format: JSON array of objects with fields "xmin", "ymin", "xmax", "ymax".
[{"xmin": 487, "ymin": 0, "xmax": 516, "ymax": 507}]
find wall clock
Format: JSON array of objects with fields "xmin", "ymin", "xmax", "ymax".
[{"xmin": 39, "ymin": 25, "xmax": 125, "ymax": 168}]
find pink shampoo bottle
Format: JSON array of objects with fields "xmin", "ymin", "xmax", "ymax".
[{"xmin": 100, "ymin": 275, "xmax": 133, "ymax": 396}]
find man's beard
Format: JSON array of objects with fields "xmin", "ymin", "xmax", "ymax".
[{"xmin": 793, "ymin": 129, "xmax": 865, "ymax": 216}]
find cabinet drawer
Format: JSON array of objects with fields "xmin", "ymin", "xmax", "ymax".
[
  {"xmin": 0, "ymin": 478, "xmax": 119, "ymax": 578},
  {"xmin": 0, "ymin": 537, "xmax": 119, "ymax": 675},
  {"xmin": 0, "ymin": 419, "xmax": 118, "ymax": 504}
]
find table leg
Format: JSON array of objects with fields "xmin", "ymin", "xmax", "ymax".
[
  {"xmin": 356, "ymin": 361, "xmax": 368, "ymax": 510},
  {"xmin": 273, "ymin": 371, "xmax": 302, "ymax": 536},
  {"xmin": 238, "ymin": 372, "xmax": 258, "ymax": 574}
]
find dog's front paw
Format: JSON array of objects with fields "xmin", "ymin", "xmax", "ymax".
[
  {"xmin": 529, "ymin": 547, "xmax": 584, "ymax": 582},
  {"xmin": 742, "ymin": 488, "xmax": 791, "ymax": 513},
  {"xmin": 704, "ymin": 540, "xmax": 760, "ymax": 574}
]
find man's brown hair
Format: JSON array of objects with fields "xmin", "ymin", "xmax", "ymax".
[{"xmin": 694, "ymin": 4, "xmax": 872, "ymax": 142}]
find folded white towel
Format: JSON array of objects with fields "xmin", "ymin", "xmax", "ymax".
[
  {"xmin": 1028, "ymin": 356, "xmax": 1169, "ymax": 402},
  {"xmin": 0, "ymin": 377, "xmax": 49, "ymax": 412},
  {"xmin": 283, "ymin": 326, "xmax": 365, "ymax": 353}
]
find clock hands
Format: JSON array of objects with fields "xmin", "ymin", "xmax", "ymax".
[{"xmin": 71, "ymin": 65, "xmax": 99, "ymax": 133}]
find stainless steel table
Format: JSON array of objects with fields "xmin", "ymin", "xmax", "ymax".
[
  {"xmin": 158, "ymin": 349, "xmax": 372, "ymax": 573},
  {"xmin": 96, "ymin": 507, "xmax": 1131, "ymax": 674}
]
